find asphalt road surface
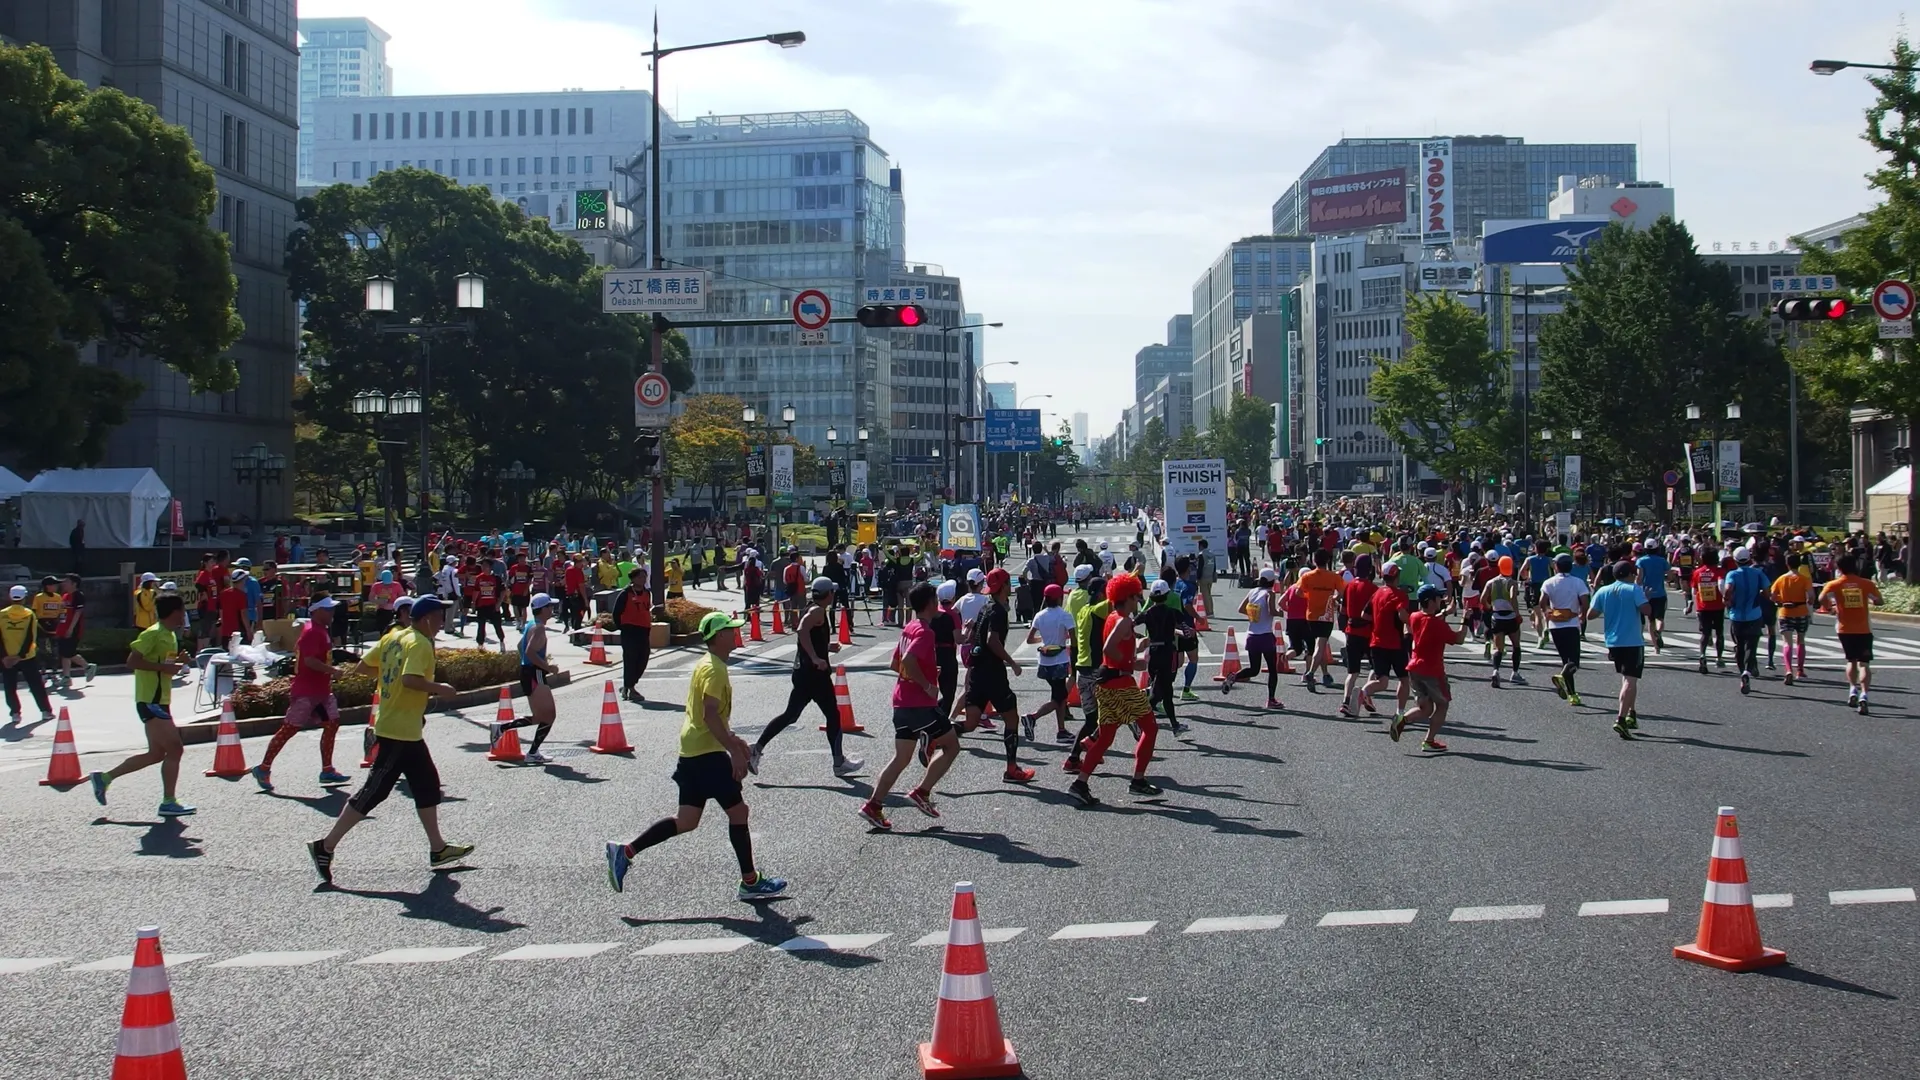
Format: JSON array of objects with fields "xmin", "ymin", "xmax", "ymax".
[{"xmin": 3, "ymin": 524, "xmax": 1916, "ymax": 1079}]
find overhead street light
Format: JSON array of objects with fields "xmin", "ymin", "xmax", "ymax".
[{"xmin": 1809, "ymin": 59, "xmax": 1916, "ymax": 75}]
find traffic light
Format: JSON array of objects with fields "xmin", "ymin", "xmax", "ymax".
[
  {"xmin": 635, "ymin": 432, "xmax": 662, "ymax": 474},
  {"xmin": 1314, "ymin": 437, "xmax": 1329, "ymax": 447},
  {"xmin": 1772, "ymin": 297, "xmax": 1851, "ymax": 321},
  {"xmin": 855, "ymin": 304, "xmax": 927, "ymax": 328}
]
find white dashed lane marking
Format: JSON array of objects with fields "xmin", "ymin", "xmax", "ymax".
[
  {"xmin": 912, "ymin": 927, "xmax": 1026, "ymax": 947},
  {"xmin": 1829, "ymin": 887, "xmax": 1917, "ymax": 905},
  {"xmin": 352, "ymin": 947, "xmax": 484, "ymax": 965},
  {"xmin": 69, "ymin": 953, "xmax": 209, "ymax": 972},
  {"xmin": 1184, "ymin": 915, "xmax": 1289, "ymax": 934},
  {"xmin": 1050, "ymin": 921, "xmax": 1157, "ymax": 940},
  {"xmin": 0, "ymin": 958, "xmax": 68, "ymax": 974},
  {"xmin": 1317, "ymin": 908, "xmax": 1418, "ymax": 927},
  {"xmin": 492, "ymin": 943, "xmax": 621, "ymax": 962},
  {"xmin": 774, "ymin": 934, "xmax": 890, "ymax": 952},
  {"xmin": 638, "ymin": 937, "xmax": 755, "ymax": 956},
  {"xmin": 1577, "ymin": 899, "xmax": 1670, "ymax": 917},
  {"xmin": 1449, "ymin": 905, "xmax": 1546, "ymax": 923},
  {"xmin": 212, "ymin": 950, "xmax": 344, "ymax": 968},
  {"xmin": 1751, "ymin": 893, "xmax": 1794, "ymax": 909}
]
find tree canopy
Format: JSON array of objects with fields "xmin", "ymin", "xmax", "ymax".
[
  {"xmin": 1370, "ymin": 292, "xmax": 1511, "ymax": 493},
  {"xmin": 0, "ymin": 43, "xmax": 241, "ymax": 466}
]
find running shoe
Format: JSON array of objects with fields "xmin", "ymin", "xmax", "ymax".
[
  {"xmin": 1068, "ymin": 779, "xmax": 1101, "ymax": 807},
  {"xmin": 856, "ymin": 801, "xmax": 892, "ymax": 830},
  {"xmin": 157, "ymin": 799, "xmax": 196, "ymax": 817},
  {"xmin": 1489, "ymin": 674, "xmax": 1501, "ymax": 690},
  {"xmin": 1062, "ymin": 756, "xmax": 1082, "ymax": 773},
  {"xmin": 1766, "ymin": 659, "xmax": 1776, "ymax": 670},
  {"xmin": 1322, "ymin": 672, "xmax": 1336, "ymax": 688},
  {"xmin": 523, "ymin": 750, "xmax": 551, "ymax": 765},
  {"xmin": 1359, "ymin": 692, "xmax": 1378, "ymax": 714},
  {"xmin": 1857, "ymin": 698, "xmax": 1871, "ymax": 716},
  {"xmin": 1551, "ymin": 674, "xmax": 1568, "ymax": 699},
  {"xmin": 1388, "ymin": 713, "xmax": 1407, "ymax": 742},
  {"xmin": 1128, "ymin": 777, "xmax": 1163, "ymax": 796},
  {"xmin": 1128, "ymin": 721, "xmax": 1141, "ymax": 741},
  {"xmin": 1624, "ymin": 710, "xmax": 1639, "ymax": 730},
  {"xmin": 1419, "ymin": 739, "xmax": 1448, "ymax": 753},
  {"xmin": 1784, "ymin": 673, "xmax": 1796, "ymax": 687},
  {"xmin": 1847, "ymin": 689, "xmax": 1860, "ymax": 708},
  {"xmin": 1265, "ymin": 698, "xmax": 1283, "ymax": 710},
  {"xmin": 976, "ymin": 716, "xmax": 998, "ymax": 732},
  {"xmin": 1021, "ymin": 713, "xmax": 1036, "ymax": 743},
  {"xmin": 1338, "ymin": 704, "xmax": 1357, "ymax": 718},
  {"xmin": 1739, "ymin": 673, "xmax": 1751, "ymax": 696},
  {"xmin": 906, "ymin": 788, "xmax": 940, "ymax": 818},
  {"xmin": 318, "ymin": 768, "xmax": 352, "ymax": 786},
  {"xmin": 5, "ymin": 712, "xmax": 18, "ymax": 725},
  {"xmin": 1698, "ymin": 657, "xmax": 1709, "ymax": 674},
  {"xmin": 89, "ymin": 771, "xmax": 109, "ymax": 805},
  {"xmin": 429, "ymin": 842, "xmax": 475, "ymax": 866},
  {"xmin": 1056, "ymin": 729, "xmax": 1074, "ymax": 743},
  {"xmin": 1717, "ymin": 657, "xmax": 1726, "ymax": 669},
  {"xmin": 1511, "ymin": 673, "xmax": 1527, "ymax": 686},
  {"xmin": 84, "ymin": 662, "xmax": 98, "ymax": 683},
  {"xmin": 604, "ymin": 842, "xmax": 629, "ymax": 892},
  {"xmin": 1180, "ymin": 689, "xmax": 1199, "ymax": 702},
  {"xmin": 832, "ymin": 756, "xmax": 865, "ymax": 777},
  {"xmin": 738, "ymin": 874, "xmax": 788, "ymax": 901},
  {"xmin": 747, "ymin": 745, "xmax": 763, "ymax": 776},
  {"xmin": 1221, "ymin": 677, "xmax": 1233, "ymax": 696},
  {"xmin": 1568, "ymin": 694, "xmax": 1583, "ymax": 708},
  {"xmin": 309, "ymin": 840, "xmax": 334, "ymax": 884},
  {"xmin": 1166, "ymin": 717, "xmax": 1185, "ymax": 733},
  {"xmin": 251, "ymin": 765, "xmax": 274, "ymax": 792},
  {"xmin": 1613, "ymin": 718, "xmax": 1633, "ymax": 740},
  {"xmin": 1003, "ymin": 766, "xmax": 1036, "ymax": 784}
]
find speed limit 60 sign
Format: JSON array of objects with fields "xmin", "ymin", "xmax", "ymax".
[{"xmin": 634, "ymin": 371, "xmax": 671, "ymax": 428}]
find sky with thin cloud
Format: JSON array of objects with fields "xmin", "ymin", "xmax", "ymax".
[{"xmin": 302, "ymin": 0, "xmax": 1912, "ymax": 438}]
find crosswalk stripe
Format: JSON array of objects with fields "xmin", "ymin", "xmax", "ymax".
[
  {"xmin": 491, "ymin": 943, "xmax": 621, "ymax": 961},
  {"xmin": 1829, "ymin": 887, "xmax": 1917, "ymax": 905},
  {"xmin": 1751, "ymin": 893, "xmax": 1794, "ymax": 909},
  {"xmin": 911, "ymin": 927, "xmax": 1026, "ymax": 947},
  {"xmin": 352, "ymin": 947, "xmax": 483, "ymax": 965},
  {"xmin": 69, "ymin": 953, "xmax": 209, "ymax": 972},
  {"xmin": 1050, "ymin": 921, "xmax": 1157, "ymax": 940},
  {"xmin": 212, "ymin": 950, "xmax": 344, "ymax": 968},
  {"xmin": 638, "ymin": 936, "xmax": 755, "ymax": 956},
  {"xmin": 774, "ymin": 933, "xmax": 890, "ymax": 952}
]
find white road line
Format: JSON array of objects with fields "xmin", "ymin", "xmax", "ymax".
[
  {"xmin": 211, "ymin": 951, "xmax": 344, "ymax": 968},
  {"xmin": 1829, "ymin": 887, "xmax": 1917, "ymax": 906},
  {"xmin": 1050, "ymin": 921, "xmax": 1158, "ymax": 940},
  {"xmin": 0, "ymin": 958, "xmax": 70, "ymax": 974},
  {"xmin": 491, "ymin": 943, "xmax": 621, "ymax": 962},
  {"xmin": 69, "ymin": 953, "xmax": 210, "ymax": 972},
  {"xmin": 1317, "ymin": 909, "xmax": 1418, "ymax": 927},
  {"xmin": 773, "ymin": 933, "xmax": 891, "ymax": 952},
  {"xmin": 1183, "ymin": 915, "xmax": 1289, "ymax": 934},
  {"xmin": 911, "ymin": 927, "xmax": 1026, "ymax": 947},
  {"xmin": 1751, "ymin": 893, "xmax": 1794, "ymax": 909},
  {"xmin": 352, "ymin": 946, "xmax": 484, "ymax": 965},
  {"xmin": 1577, "ymin": 899, "xmax": 1670, "ymax": 917},
  {"xmin": 1449, "ymin": 905, "xmax": 1546, "ymax": 923},
  {"xmin": 638, "ymin": 937, "xmax": 755, "ymax": 956}
]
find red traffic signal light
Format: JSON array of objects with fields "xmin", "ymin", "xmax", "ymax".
[
  {"xmin": 1772, "ymin": 297, "xmax": 1850, "ymax": 321},
  {"xmin": 855, "ymin": 304, "xmax": 928, "ymax": 328}
]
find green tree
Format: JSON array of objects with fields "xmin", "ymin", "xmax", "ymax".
[
  {"xmin": 1027, "ymin": 421, "xmax": 1082, "ymax": 503},
  {"xmin": 1790, "ymin": 35, "xmax": 1920, "ymax": 575},
  {"xmin": 1370, "ymin": 293, "xmax": 1511, "ymax": 498},
  {"xmin": 0, "ymin": 43, "xmax": 241, "ymax": 467},
  {"xmin": 1536, "ymin": 217, "xmax": 1787, "ymax": 518},
  {"xmin": 1125, "ymin": 417, "xmax": 1169, "ymax": 505},
  {"xmin": 1202, "ymin": 391, "xmax": 1278, "ymax": 499}
]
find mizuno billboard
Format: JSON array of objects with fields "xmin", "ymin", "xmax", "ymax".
[{"xmin": 1481, "ymin": 218, "xmax": 1610, "ymax": 264}]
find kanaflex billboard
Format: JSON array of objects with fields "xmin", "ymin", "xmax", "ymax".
[
  {"xmin": 1482, "ymin": 217, "xmax": 1609, "ymax": 264},
  {"xmin": 1419, "ymin": 139, "xmax": 1453, "ymax": 247},
  {"xmin": 1307, "ymin": 168, "xmax": 1409, "ymax": 235}
]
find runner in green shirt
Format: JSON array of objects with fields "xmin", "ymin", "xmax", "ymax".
[{"xmin": 90, "ymin": 596, "xmax": 195, "ymax": 816}]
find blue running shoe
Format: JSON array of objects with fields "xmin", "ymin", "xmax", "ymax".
[
  {"xmin": 157, "ymin": 800, "xmax": 197, "ymax": 817},
  {"xmin": 738, "ymin": 874, "xmax": 788, "ymax": 901},
  {"xmin": 89, "ymin": 771, "xmax": 109, "ymax": 806},
  {"xmin": 318, "ymin": 768, "xmax": 352, "ymax": 786},
  {"xmin": 251, "ymin": 765, "xmax": 274, "ymax": 792},
  {"xmin": 605, "ymin": 841, "xmax": 630, "ymax": 893}
]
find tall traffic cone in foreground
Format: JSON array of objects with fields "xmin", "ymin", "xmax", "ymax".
[
  {"xmin": 822, "ymin": 664, "xmax": 866, "ymax": 733},
  {"xmin": 748, "ymin": 606, "xmax": 765, "ymax": 642},
  {"xmin": 1674, "ymin": 806, "xmax": 1786, "ymax": 972},
  {"xmin": 590, "ymin": 679, "xmax": 633, "ymax": 754},
  {"xmin": 203, "ymin": 700, "xmax": 248, "ymax": 778},
  {"xmin": 586, "ymin": 628, "xmax": 611, "ymax": 666},
  {"xmin": 112, "ymin": 926, "xmax": 187, "ymax": 1080},
  {"xmin": 487, "ymin": 687, "xmax": 525, "ymax": 763},
  {"xmin": 1193, "ymin": 590, "xmax": 1211, "ymax": 632},
  {"xmin": 1213, "ymin": 628, "xmax": 1243, "ymax": 683},
  {"xmin": 38, "ymin": 707, "xmax": 83, "ymax": 787},
  {"xmin": 838, "ymin": 607, "xmax": 854, "ymax": 646},
  {"xmin": 359, "ymin": 689, "xmax": 381, "ymax": 768},
  {"xmin": 918, "ymin": 881, "xmax": 1020, "ymax": 1079},
  {"xmin": 771, "ymin": 602, "xmax": 786, "ymax": 635}
]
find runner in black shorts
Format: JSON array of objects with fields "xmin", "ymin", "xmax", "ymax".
[
  {"xmin": 493, "ymin": 592, "xmax": 561, "ymax": 764},
  {"xmin": 961, "ymin": 569, "xmax": 1033, "ymax": 783},
  {"xmin": 861, "ymin": 583, "xmax": 963, "ymax": 829}
]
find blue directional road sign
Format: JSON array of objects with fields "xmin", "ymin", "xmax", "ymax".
[{"xmin": 984, "ymin": 409, "xmax": 1043, "ymax": 452}]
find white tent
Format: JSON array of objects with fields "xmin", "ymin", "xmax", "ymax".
[
  {"xmin": 20, "ymin": 468, "xmax": 172, "ymax": 549},
  {"xmin": 0, "ymin": 466, "xmax": 25, "ymax": 499},
  {"xmin": 1866, "ymin": 465, "xmax": 1911, "ymax": 497}
]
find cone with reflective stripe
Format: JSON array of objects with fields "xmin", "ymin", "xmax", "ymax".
[
  {"xmin": 918, "ymin": 881, "xmax": 1020, "ymax": 1079},
  {"xmin": 748, "ymin": 605, "xmax": 764, "ymax": 642},
  {"xmin": 487, "ymin": 687, "xmax": 525, "ymax": 762},
  {"xmin": 1193, "ymin": 589, "xmax": 1211, "ymax": 632},
  {"xmin": 359, "ymin": 689, "xmax": 380, "ymax": 768},
  {"xmin": 838, "ymin": 607, "xmax": 854, "ymax": 646},
  {"xmin": 586, "ymin": 628, "xmax": 611, "ymax": 666},
  {"xmin": 203, "ymin": 700, "xmax": 247, "ymax": 778},
  {"xmin": 822, "ymin": 664, "xmax": 865, "ymax": 733},
  {"xmin": 1212, "ymin": 628, "xmax": 1243, "ymax": 682},
  {"xmin": 771, "ymin": 602, "xmax": 786, "ymax": 635},
  {"xmin": 590, "ymin": 679, "xmax": 633, "ymax": 754},
  {"xmin": 112, "ymin": 926, "xmax": 187, "ymax": 1080},
  {"xmin": 1673, "ymin": 805, "xmax": 1786, "ymax": 972},
  {"xmin": 38, "ymin": 707, "xmax": 82, "ymax": 787}
]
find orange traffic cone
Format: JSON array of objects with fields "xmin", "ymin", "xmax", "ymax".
[
  {"xmin": 38, "ymin": 706, "xmax": 82, "ymax": 787},
  {"xmin": 203, "ymin": 700, "xmax": 248, "ymax": 778},
  {"xmin": 748, "ymin": 606, "xmax": 764, "ymax": 642},
  {"xmin": 1674, "ymin": 806, "xmax": 1787, "ymax": 972},
  {"xmin": 1136, "ymin": 662, "xmax": 1150, "ymax": 690},
  {"xmin": 112, "ymin": 926, "xmax": 188, "ymax": 1080},
  {"xmin": 590, "ymin": 680, "xmax": 633, "ymax": 754},
  {"xmin": 1066, "ymin": 681, "xmax": 1081, "ymax": 707},
  {"xmin": 586, "ymin": 628, "xmax": 611, "ymax": 666},
  {"xmin": 822, "ymin": 664, "xmax": 866, "ymax": 733},
  {"xmin": 487, "ymin": 687, "xmax": 525, "ymax": 763},
  {"xmin": 1213, "ymin": 628, "xmax": 1244, "ymax": 683},
  {"xmin": 838, "ymin": 607, "xmax": 853, "ymax": 646},
  {"xmin": 359, "ymin": 689, "xmax": 380, "ymax": 768},
  {"xmin": 1193, "ymin": 590, "xmax": 1211, "ymax": 632},
  {"xmin": 917, "ymin": 881, "xmax": 1020, "ymax": 1079},
  {"xmin": 771, "ymin": 603, "xmax": 786, "ymax": 635}
]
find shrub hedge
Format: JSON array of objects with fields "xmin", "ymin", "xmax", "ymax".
[{"xmin": 228, "ymin": 647, "xmax": 521, "ymax": 720}]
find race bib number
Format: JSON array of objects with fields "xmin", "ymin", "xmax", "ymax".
[
  {"xmin": 1697, "ymin": 582, "xmax": 1718, "ymax": 603},
  {"xmin": 1841, "ymin": 586, "xmax": 1865, "ymax": 609}
]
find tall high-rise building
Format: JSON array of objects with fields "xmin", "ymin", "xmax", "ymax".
[
  {"xmin": 1191, "ymin": 236, "xmax": 1313, "ymax": 433},
  {"xmin": 1071, "ymin": 412, "xmax": 1088, "ymax": 455},
  {"xmin": 296, "ymin": 16, "xmax": 390, "ymax": 186},
  {"xmin": 1271, "ymin": 136, "xmax": 1638, "ymax": 244},
  {"xmin": 1, "ymin": 0, "xmax": 300, "ymax": 521},
  {"xmin": 1134, "ymin": 314, "xmax": 1192, "ymax": 406},
  {"xmin": 886, "ymin": 262, "xmax": 966, "ymax": 501}
]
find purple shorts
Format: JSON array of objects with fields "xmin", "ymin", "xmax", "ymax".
[{"xmin": 283, "ymin": 693, "xmax": 340, "ymax": 729}]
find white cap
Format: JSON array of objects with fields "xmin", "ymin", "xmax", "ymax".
[
  {"xmin": 966, "ymin": 568, "xmax": 986, "ymax": 583},
  {"xmin": 1149, "ymin": 579, "xmax": 1171, "ymax": 596},
  {"xmin": 1073, "ymin": 564, "xmax": 1093, "ymax": 582},
  {"xmin": 139, "ymin": 572, "xmax": 159, "ymax": 584},
  {"xmin": 529, "ymin": 591, "xmax": 555, "ymax": 609},
  {"xmin": 393, "ymin": 595, "xmax": 417, "ymax": 608},
  {"xmin": 1098, "ymin": 541, "xmax": 1109, "ymax": 549},
  {"xmin": 308, "ymin": 596, "xmax": 339, "ymax": 610},
  {"xmin": 159, "ymin": 581, "xmax": 179, "ymax": 591},
  {"xmin": 8, "ymin": 585, "xmax": 25, "ymax": 601},
  {"xmin": 936, "ymin": 580, "xmax": 957, "ymax": 602}
]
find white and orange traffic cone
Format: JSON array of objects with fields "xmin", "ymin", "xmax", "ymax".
[
  {"xmin": 586, "ymin": 628, "xmax": 611, "ymax": 666},
  {"xmin": 1674, "ymin": 806, "xmax": 1787, "ymax": 972},
  {"xmin": 917, "ymin": 881, "xmax": 1020, "ymax": 1079},
  {"xmin": 38, "ymin": 706, "xmax": 82, "ymax": 787},
  {"xmin": 203, "ymin": 700, "xmax": 248, "ymax": 778},
  {"xmin": 1213, "ymin": 628, "xmax": 1243, "ymax": 683},
  {"xmin": 771, "ymin": 603, "xmax": 786, "ymax": 635},
  {"xmin": 748, "ymin": 606, "xmax": 764, "ymax": 643},
  {"xmin": 487, "ymin": 687, "xmax": 525, "ymax": 763},
  {"xmin": 1193, "ymin": 590, "xmax": 1211, "ymax": 632},
  {"xmin": 590, "ymin": 679, "xmax": 633, "ymax": 754},
  {"xmin": 822, "ymin": 664, "xmax": 866, "ymax": 733},
  {"xmin": 359, "ymin": 689, "xmax": 380, "ymax": 768},
  {"xmin": 838, "ymin": 607, "xmax": 854, "ymax": 646},
  {"xmin": 111, "ymin": 926, "xmax": 188, "ymax": 1080}
]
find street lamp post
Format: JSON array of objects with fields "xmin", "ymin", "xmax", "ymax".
[
  {"xmin": 743, "ymin": 402, "xmax": 797, "ymax": 552},
  {"xmin": 938, "ymin": 324, "xmax": 1004, "ymax": 502},
  {"xmin": 230, "ymin": 442, "xmax": 286, "ymax": 538},
  {"xmin": 351, "ymin": 388, "xmax": 421, "ymax": 539},
  {"xmin": 364, "ymin": 271, "xmax": 484, "ymax": 581},
  {"xmin": 1686, "ymin": 402, "xmax": 1740, "ymax": 542},
  {"xmin": 1810, "ymin": 59, "xmax": 1916, "ymax": 75},
  {"xmin": 1018, "ymin": 394, "xmax": 1054, "ymax": 503},
  {"xmin": 644, "ymin": 21, "xmax": 805, "ymax": 603},
  {"xmin": 494, "ymin": 460, "xmax": 534, "ymax": 527}
]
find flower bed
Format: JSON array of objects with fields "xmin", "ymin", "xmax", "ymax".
[
  {"xmin": 665, "ymin": 597, "xmax": 718, "ymax": 637},
  {"xmin": 228, "ymin": 647, "xmax": 521, "ymax": 720}
]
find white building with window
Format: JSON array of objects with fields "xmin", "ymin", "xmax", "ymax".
[{"xmin": 297, "ymin": 17, "xmax": 390, "ymax": 186}]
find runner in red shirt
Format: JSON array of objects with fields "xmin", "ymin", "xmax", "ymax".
[
  {"xmin": 1360, "ymin": 563, "xmax": 1411, "ymax": 720},
  {"xmin": 563, "ymin": 557, "xmax": 588, "ymax": 631},
  {"xmin": 1690, "ymin": 550, "xmax": 1727, "ymax": 673},
  {"xmin": 218, "ymin": 569, "xmax": 251, "ymax": 640},
  {"xmin": 472, "ymin": 564, "xmax": 505, "ymax": 649},
  {"xmin": 1390, "ymin": 584, "xmax": 1464, "ymax": 752},
  {"xmin": 1069, "ymin": 574, "xmax": 1162, "ymax": 807},
  {"xmin": 507, "ymin": 553, "xmax": 534, "ymax": 622},
  {"xmin": 1338, "ymin": 559, "xmax": 1378, "ymax": 719}
]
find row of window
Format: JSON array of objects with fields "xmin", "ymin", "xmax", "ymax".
[
  {"xmin": 338, "ymin": 156, "xmax": 604, "ymax": 179},
  {"xmin": 667, "ymin": 150, "xmax": 855, "ymax": 183},
  {"xmin": 673, "ymin": 252, "xmax": 859, "ymax": 281},
  {"xmin": 354, "ymin": 106, "xmax": 594, "ymax": 141},
  {"xmin": 670, "ymin": 219, "xmax": 850, "ymax": 249}
]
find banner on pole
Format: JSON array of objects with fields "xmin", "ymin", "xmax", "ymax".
[
  {"xmin": 1686, "ymin": 442, "xmax": 1716, "ymax": 505},
  {"xmin": 1562, "ymin": 455, "xmax": 1582, "ymax": 502},
  {"xmin": 1716, "ymin": 439, "xmax": 1742, "ymax": 503},
  {"xmin": 849, "ymin": 460, "xmax": 868, "ymax": 502},
  {"xmin": 770, "ymin": 444, "xmax": 795, "ymax": 495}
]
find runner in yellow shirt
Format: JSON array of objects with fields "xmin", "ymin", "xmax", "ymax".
[{"xmin": 89, "ymin": 596, "xmax": 194, "ymax": 816}]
